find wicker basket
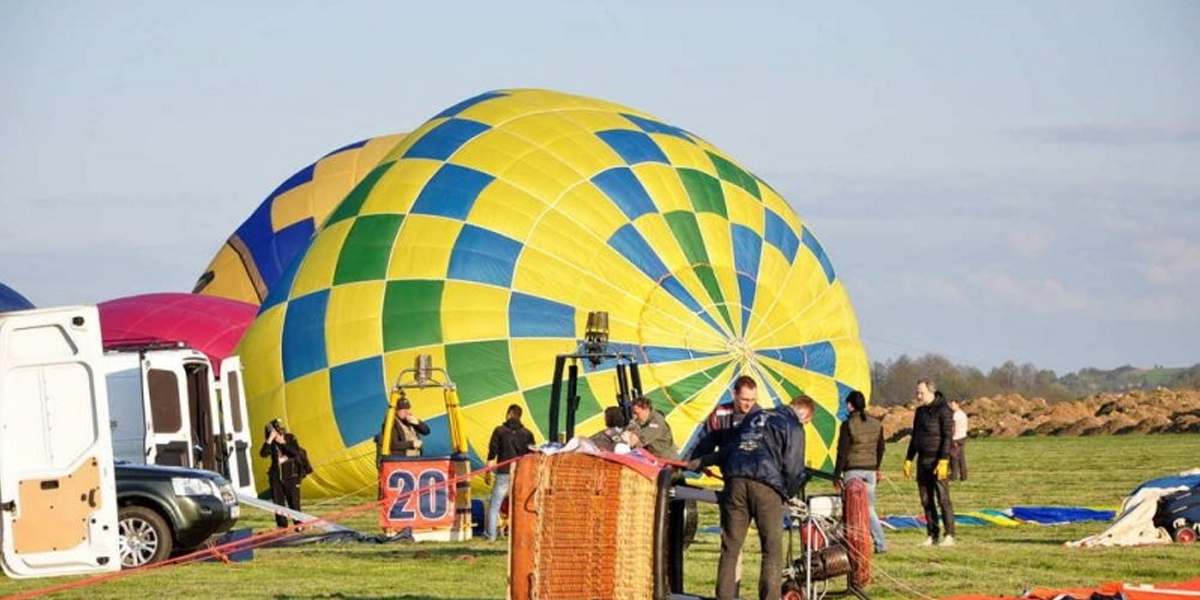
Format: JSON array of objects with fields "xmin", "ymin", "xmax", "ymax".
[{"xmin": 509, "ymin": 452, "xmax": 659, "ymax": 600}]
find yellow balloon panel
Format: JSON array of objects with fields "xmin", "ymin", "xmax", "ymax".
[{"xmin": 237, "ymin": 90, "xmax": 870, "ymax": 498}]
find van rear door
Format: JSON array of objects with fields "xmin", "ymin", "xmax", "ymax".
[
  {"xmin": 0, "ymin": 306, "xmax": 120, "ymax": 578},
  {"xmin": 140, "ymin": 354, "xmax": 194, "ymax": 468},
  {"xmin": 218, "ymin": 356, "xmax": 256, "ymax": 495}
]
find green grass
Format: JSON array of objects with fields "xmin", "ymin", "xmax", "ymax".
[{"xmin": 3, "ymin": 435, "xmax": 1197, "ymax": 600}]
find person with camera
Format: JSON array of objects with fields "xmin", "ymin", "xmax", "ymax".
[
  {"xmin": 259, "ymin": 418, "xmax": 311, "ymax": 528},
  {"xmin": 386, "ymin": 398, "xmax": 430, "ymax": 457}
]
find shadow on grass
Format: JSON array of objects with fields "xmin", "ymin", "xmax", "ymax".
[
  {"xmin": 270, "ymin": 542, "xmax": 510, "ymax": 561},
  {"xmin": 272, "ymin": 596, "xmax": 498, "ymax": 600},
  {"xmin": 988, "ymin": 537, "xmax": 1069, "ymax": 546}
]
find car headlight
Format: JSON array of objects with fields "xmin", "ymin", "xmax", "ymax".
[
  {"xmin": 172, "ymin": 477, "xmax": 219, "ymax": 497},
  {"xmin": 219, "ymin": 483, "xmax": 237, "ymax": 506}
]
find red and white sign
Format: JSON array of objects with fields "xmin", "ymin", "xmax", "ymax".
[{"xmin": 379, "ymin": 457, "xmax": 456, "ymax": 532}]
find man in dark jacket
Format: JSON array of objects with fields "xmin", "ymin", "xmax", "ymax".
[
  {"xmin": 834, "ymin": 390, "xmax": 887, "ymax": 553},
  {"xmin": 905, "ymin": 378, "xmax": 956, "ymax": 546},
  {"xmin": 260, "ymin": 418, "xmax": 311, "ymax": 528},
  {"xmin": 687, "ymin": 374, "xmax": 761, "ymax": 471},
  {"xmin": 485, "ymin": 404, "xmax": 535, "ymax": 541},
  {"xmin": 717, "ymin": 395, "xmax": 813, "ymax": 600}
]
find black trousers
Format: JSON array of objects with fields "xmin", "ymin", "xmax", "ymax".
[
  {"xmin": 950, "ymin": 439, "xmax": 968, "ymax": 481},
  {"xmin": 717, "ymin": 477, "xmax": 784, "ymax": 600},
  {"xmin": 269, "ymin": 474, "xmax": 302, "ymax": 528},
  {"xmin": 916, "ymin": 461, "xmax": 954, "ymax": 539}
]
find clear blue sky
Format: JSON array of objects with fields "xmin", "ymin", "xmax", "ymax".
[{"xmin": 2, "ymin": 1, "xmax": 1197, "ymax": 374}]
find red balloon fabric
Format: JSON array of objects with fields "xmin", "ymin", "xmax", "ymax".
[{"xmin": 98, "ymin": 293, "xmax": 257, "ymax": 370}]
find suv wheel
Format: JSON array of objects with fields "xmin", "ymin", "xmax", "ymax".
[{"xmin": 119, "ymin": 505, "xmax": 173, "ymax": 567}]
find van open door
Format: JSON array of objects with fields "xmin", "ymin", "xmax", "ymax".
[
  {"xmin": 217, "ymin": 357, "xmax": 255, "ymax": 495},
  {"xmin": 0, "ymin": 306, "xmax": 120, "ymax": 578},
  {"xmin": 140, "ymin": 356, "xmax": 194, "ymax": 468}
]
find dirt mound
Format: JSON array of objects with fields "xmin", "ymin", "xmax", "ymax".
[{"xmin": 878, "ymin": 388, "xmax": 1200, "ymax": 441}]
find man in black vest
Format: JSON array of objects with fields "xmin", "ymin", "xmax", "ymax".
[{"xmin": 834, "ymin": 390, "xmax": 887, "ymax": 553}]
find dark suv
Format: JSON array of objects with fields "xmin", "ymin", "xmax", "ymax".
[{"xmin": 115, "ymin": 463, "xmax": 240, "ymax": 567}]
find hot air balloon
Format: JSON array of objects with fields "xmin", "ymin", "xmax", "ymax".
[
  {"xmin": 97, "ymin": 293, "xmax": 257, "ymax": 369},
  {"xmin": 0, "ymin": 282, "xmax": 34, "ymax": 313},
  {"xmin": 194, "ymin": 133, "xmax": 408, "ymax": 305},
  {"xmin": 236, "ymin": 89, "xmax": 870, "ymax": 497}
]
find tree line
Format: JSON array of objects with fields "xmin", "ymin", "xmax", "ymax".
[{"xmin": 869, "ymin": 354, "xmax": 1200, "ymax": 406}]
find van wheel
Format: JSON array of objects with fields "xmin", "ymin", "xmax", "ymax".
[{"xmin": 119, "ymin": 505, "xmax": 173, "ymax": 567}]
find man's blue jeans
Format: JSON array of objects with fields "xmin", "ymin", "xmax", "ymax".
[
  {"xmin": 487, "ymin": 473, "xmax": 511, "ymax": 541},
  {"xmin": 844, "ymin": 469, "xmax": 887, "ymax": 552}
]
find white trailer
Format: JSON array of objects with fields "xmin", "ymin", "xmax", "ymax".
[
  {"xmin": 0, "ymin": 306, "xmax": 121, "ymax": 578},
  {"xmin": 102, "ymin": 344, "xmax": 256, "ymax": 496}
]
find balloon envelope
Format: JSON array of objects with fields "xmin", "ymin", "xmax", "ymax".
[
  {"xmin": 194, "ymin": 133, "xmax": 408, "ymax": 305},
  {"xmin": 237, "ymin": 89, "xmax": 871, "ymax": 497},
  {"xmin": 0, "ymin": 282, "xmax": 34, "ymax": 313},
  {"xmin": 98, "ymin": 293, "xmax": 257, "ymax": 370}
]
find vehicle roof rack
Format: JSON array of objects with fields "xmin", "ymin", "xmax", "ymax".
[{"xmin": 103, "ymin": 339, "xmax": 190, "ymax": 353}]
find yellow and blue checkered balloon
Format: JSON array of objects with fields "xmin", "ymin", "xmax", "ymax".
[
  {"xmin": 194, "ymin": 133, "xmax": 408, "ymax": 305},
  {"xmin": 237, "ymin": 90, "xmax": 871, "ymax": 497}
]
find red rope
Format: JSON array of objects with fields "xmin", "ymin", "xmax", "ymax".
[{"xmin": 2, "ymin": 457, "xmax": 522, "ymax": 600}]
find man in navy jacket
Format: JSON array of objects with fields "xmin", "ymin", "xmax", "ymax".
[{"xmin": 716, "ymin": 395, "xmax": 814, "ymax": 600}]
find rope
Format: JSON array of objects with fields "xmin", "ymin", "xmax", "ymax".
[
  {"xmin": 2, "ymin": 456, "xmax": 522, "ymax": 600},
  {"xmin": 529, "ymin": 455, "xmax": 554, "ymax": 599}
]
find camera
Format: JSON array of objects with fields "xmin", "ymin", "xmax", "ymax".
[{"xmin": 264, "ymin": 419, "xmax": 286, "ymax": 438}]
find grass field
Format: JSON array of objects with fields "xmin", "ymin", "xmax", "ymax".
[{"xmin": 3, "ymin": 435, "xmax": 1197, "ymax": 600}]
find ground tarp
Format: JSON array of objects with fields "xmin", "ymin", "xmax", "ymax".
[
  {"xmin": 1027, "ymin": 578, "xmax": 1200, "ymax": 600},
  {"xmin": 1067, "ymin": 469, "xmax": 1200, "ymax": 547},
  {"xmin": 881, "ymin": 507, "xmax": 1103, "ymax": 530},
  {"xmin": 931, "ymin": 578, "xmax": 1200, "ymax": 600}
]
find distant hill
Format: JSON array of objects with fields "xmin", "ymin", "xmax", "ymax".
[
  {"xmin": 1058, "ymin": 364, "xmax": 1199, "ymax": 396},
  {"xmin": 869, "ymin": 354, "xmax": 1200, "ymax": 406}
]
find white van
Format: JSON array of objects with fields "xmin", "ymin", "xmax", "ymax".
[
  {"xmin": 0, "ymin": 306, "xmax": 121, "ymax": 578},
  {"xmin": 102, "ymin": 344, "xmax": 256, "ymax": 496}
]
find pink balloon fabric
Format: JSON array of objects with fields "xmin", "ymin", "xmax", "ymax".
[{"xmin": 98, "ymin": 293, "xmax": 257, "ymax": 370}]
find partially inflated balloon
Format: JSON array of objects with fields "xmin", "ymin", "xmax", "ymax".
[
  {"xmin": 97, "ymin": 293, "xmax": 257, "ymax": 370},
  {"xmin": 0, "ymin": 282, "xmax": 34, "ymax": 313},
  {"xmin": 194, "ymin": 134, "xmax": 407, "ymax": 305},
  {"xmin": 237, "ymin": 90, "xmax": 870, "ymax": 497}
]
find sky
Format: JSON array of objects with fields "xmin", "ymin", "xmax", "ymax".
[{"xmin": 1, "ymin": 1, "xmax": 1197, "ymax": 375}]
